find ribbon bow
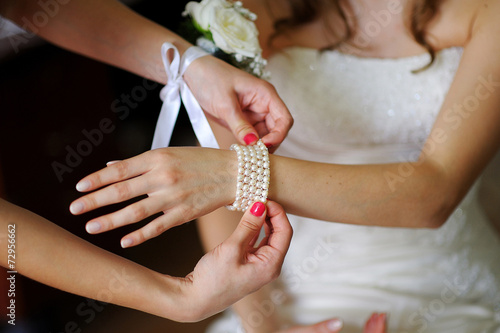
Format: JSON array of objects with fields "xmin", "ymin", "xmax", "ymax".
[{"xmin": 151, "ymin": 43, "xmax": 219, "ymax": 149}]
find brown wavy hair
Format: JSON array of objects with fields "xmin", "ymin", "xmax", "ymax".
[{"xmin": 269, "ymin": 0, "xmax": 440, "ymax": 71}]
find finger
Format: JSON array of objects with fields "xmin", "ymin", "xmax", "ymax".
[
  {"xmin": 224, "ymin": 97, "xmax": 260, "ymax": 145},
  {"xmin": 75, "ymin": 152, "xmax": 152, "ymax": 193},
  {"xmin": 106, "ymin": 160, "xmax": 121, "ymax": 166},
  {"xmin": 261, "ymin": 97, "xmax": 293, "ymax": 148},
  {"xmin": 243, "ymin": 111, "xmax": 267, "ymax": 125},
  {"xmin": 84, "ymin": 196, "xmax": 168, "ymax": 235},
  {"xmin": 228, "ymin": 201, "xmax": 267, "ymax": 248},
  {"xmin": 260, "ymin": 120, "xmax": 292, "ymax": 151},
  {"xmin": 364, "ymin": 313, "xmax": 387, "ymax": 333},
  {"xmin": 254, "ymin": 121, "xmax": 270, "ymax": 140},
  {"xmin": 280, "ymin": 319, "xmax": 343, "ymax": 333},
  {"xmin": 258, "ymin": 201, "xmax": 293, "ymax": 255},
  {"xmin": 120, "ymin": 207, "xmax": 188, "ymax": 247},
  {"xmin": 70, "ymin": 175, "xmax": 153, "ymax": 215},
  {"xmin": 248, "ymin": 226, "xmax": 261, "ymax": 249},
  {"xmin": 256, "ymin": 219, "xmax": 272, "ymax": 248},
  {"xmin": 250, "ymin": 212, "xmax": 272, "ymax": 249}
]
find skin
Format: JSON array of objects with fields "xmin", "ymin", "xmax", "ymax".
[
  {"xmin": 0, "ymin": 0, "xmax": 293, "ymax": 148},
  {"xmin": 0, "ymin": 198, "xmax": 293, "ymax": 322},
  {"xmin": 0, "ymin": 194, "xmax": 380, "ymax": 331},
  {"xmin": 0, "ymin": 0, "xmax": 297, "ymax": 325},
  {"xmin": 67, "ymin": 0, "xmax": 499, "ymax": 331},
  {"xmin": 69, "ymin": 0, "xmax": 500, "ymax": 240},
  {"xmin": 201, "ymin": 0, "xmax": 500, "ymax": 332}
]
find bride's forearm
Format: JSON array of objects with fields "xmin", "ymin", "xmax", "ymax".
[
  {"xmin": 1, "ymin": 0, "xmax": 191, "ymax": 83},
  {"xmin": 269, "ymin": 154, "xmax": 455, "ymax": 228},
  {"xmin": 211, "ymin": 122, "xmax": 455, "ymax": 229},
  {"xmin": 0, "ymin": 199, "xmax": 186, "ymax": 321}
]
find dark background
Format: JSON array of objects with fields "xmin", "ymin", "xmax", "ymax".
[
  {"xmin": 0, "ymin": 1, "xmax": 218, "ymax": 332},
  {"xmin": 2, "ymin": 1, "xmax": 500, "ymax": 333}
]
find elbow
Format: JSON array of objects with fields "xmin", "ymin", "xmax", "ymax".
[
  {"xmin": 403, "ymin": 163, "xmax": 461, "ymax": 229},
  {"xmin": 419, "ymin": 200, "xmax": 455, "ymax": 229},
  {"xmin": 411, "ymin": 182, "xmax": 460, "ymax": 229}
]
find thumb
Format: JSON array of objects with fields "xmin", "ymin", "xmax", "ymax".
[
  {"xmin": 364, "ymin": 313, "xmax": 387, "ymax": 333},
  {"xmin": 224, "ymin": 100, "xmax": 259, "ymax": 145},
  {"xmin": 229, "ymin": 201, "xmax": 267, "ymax": 247}
]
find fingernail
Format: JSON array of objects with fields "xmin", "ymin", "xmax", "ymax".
[
  {"xmin": 327, "ymin": 319, "xmax": 343, "ymax": 331},
  {"xmin": 243, "ymin": 133, "xmax": 258, "ymax": 145},
  {"xmin": 69, "ymin": 202, "xmax": 84, "ymax": 215},
  {"xmin": 265, "ymin": 143, "xmax": 273, "ymax": 149},
  {"xmin": 86, "ymin": 221, "xmax": 101, "ymax": 233},
  {"xmin": 121, "ymin": 238, "xmax": 133, "ymax": 248},
  {"xmin": 76, "ymin": 180, "xmax": 90, "ymax": 192},
  {"xmin": 250, "ymin": 202, "xmax": 265, "ymax": 217},
  {"xmin": 106, "ymin": 160, "xmax": 120, "ymax": 166}
]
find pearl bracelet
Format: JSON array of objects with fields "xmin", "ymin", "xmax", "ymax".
[{"xmin": 226, "ymin": 140, "xmax": 270, "ymax": 212}]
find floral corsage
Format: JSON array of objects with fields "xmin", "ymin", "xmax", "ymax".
[{"xmin": 182, "ymin": 0, "xmax": 269, "ymax": 78}]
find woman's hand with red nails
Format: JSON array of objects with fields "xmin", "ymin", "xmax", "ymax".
[
  {"xmin": 184, "ymin": 56, "xmax": 293, "ymax": 151},
  {"xmin": 178, "ymin": 201, "xmax": 293, "ymax": 321},
  {"xmin": 70, "ymin": 147, "xmax": 239, "ymax": 247}
]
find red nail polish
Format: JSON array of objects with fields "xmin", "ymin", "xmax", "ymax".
[
  {"xmin": 244, "ymin": 133, "xmax": 258, "ymax": 145},
  {"xmin": 250, "ymin": 202, "xmax": 266, "ymax": 217},
  {"xmin": 265, "ymin": 143, "xmax": 273, "ymax": 149}
]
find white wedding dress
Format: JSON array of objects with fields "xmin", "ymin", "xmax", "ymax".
[{"xmin": 207, "ymin": 47, "xmax": 500, "ymax": 332}]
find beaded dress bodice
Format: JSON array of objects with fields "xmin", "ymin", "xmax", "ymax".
[
  {"xmin": 268, "ymin": 47, "xmax": 500, "ymax": 332},
  {"xmin": 208, "ymin": 47, "xmax": 500, "ymax": 333},
  {"xmin": 271, "ymin": 47, "xmax": 462, "ymax": 164}
]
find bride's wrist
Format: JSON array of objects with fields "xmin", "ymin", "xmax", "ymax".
[
  {"xmin": 225, "ymin": 140, "xmax": 270, "ymax": 212},
  {"xmin": 221, "ymin": 149, "xmax": 239, "ymax": 205}
]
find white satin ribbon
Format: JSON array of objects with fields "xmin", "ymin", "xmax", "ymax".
[{"xmin": 151, "ymin": 42, "xmax": 219, "ymax": 149}]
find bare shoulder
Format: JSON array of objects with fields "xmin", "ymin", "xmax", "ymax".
[
  {"xmin": 428, "ymin": 0, "xmax": 488, "ymax": 48},
  {"xmin": 465, "ymin": 0, "xmax": 500, "ymax": 68},
  {"xmin": 471, "ymin": 0, "xmax": 500, "ymax": 33}
]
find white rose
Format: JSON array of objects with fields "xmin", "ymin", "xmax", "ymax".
[
  {"xmin": 184, "ymin": 0, "xmax": 228, "ymax": 31},
  {"xmin": 210, "ymin": 7, "xmax": 262, "ymax": 58}
]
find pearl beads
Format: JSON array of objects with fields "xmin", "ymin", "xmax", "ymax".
[{"xmin": 226, "ymin": 140, "xmax": 270, "ymax": 212}]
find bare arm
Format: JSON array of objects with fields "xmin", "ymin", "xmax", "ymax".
[
  {"xmin": 0, "ymin": 198, "xmax": 293, "ymax": 322},
  {"xmin": 267, "ymin": 0, "xmax": 500, "ymax": 228},
  {"xmin": 0, "ymin": 198, "xmax": 184, "ymax": 320},
  {"xmin": 0, "ymin": 0, "xmax": 188, "ymax": 83},
  {"xmin": 0, "ymin": 0, "xmax": 293, "ymax": 146},
  {"xmin": 68, "ymin": 1, "xmax": 500, "ymax": 241}
]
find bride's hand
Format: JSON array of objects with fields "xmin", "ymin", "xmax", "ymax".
[
  {"xmin": 184, "ymin": 55, "xmax": 293, "ymax": 150},
  {"xmin": 70, "ymin": 147, "xmax": 237, "ymax": 247},
  {"xmin": 177, "ymin": 201, "xmax": 292, "ymax": 321},
  {"xmin": 275, "ymin": 313, "xmax": 386, "ymax": 333}
]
